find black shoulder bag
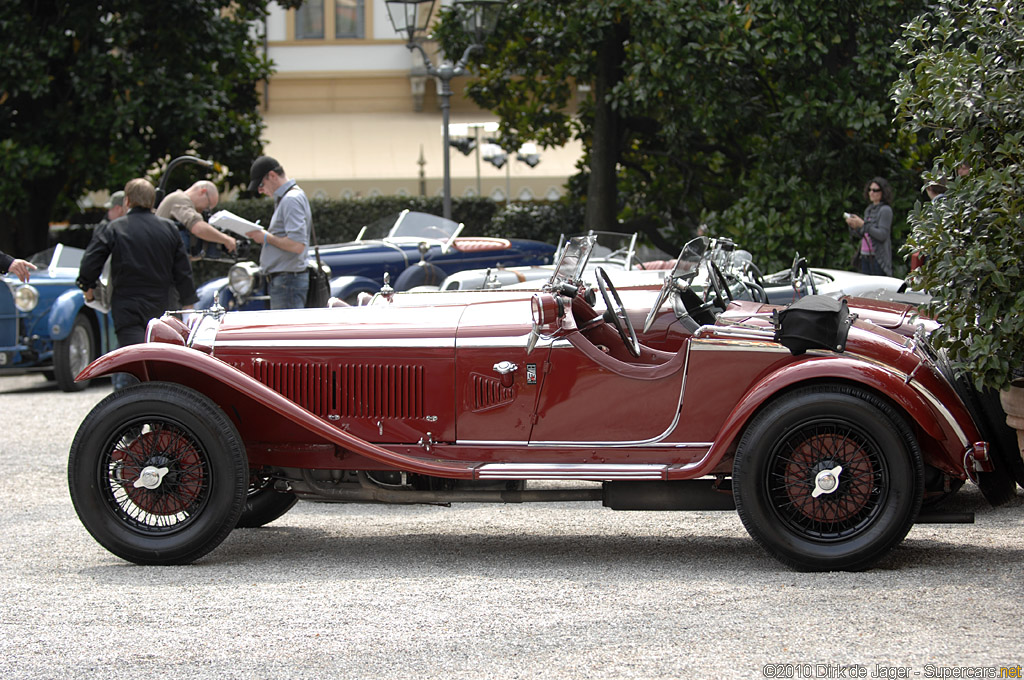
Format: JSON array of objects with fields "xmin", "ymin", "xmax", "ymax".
[{"xmin": 305, "ymin": 217, "xmax": 331, "ymax": 308}]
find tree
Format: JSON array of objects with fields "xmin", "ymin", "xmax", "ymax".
[
  {"xmin": 0, "ymin": 0, "xmax": 297, "ymax": 256},
  {"xmin": 439, "ymin": 0, "xmax": 928, "ymax": 271},
  {"xmin": 892, "ymin": 0, "xmax": 1024, "ymax": 390}
]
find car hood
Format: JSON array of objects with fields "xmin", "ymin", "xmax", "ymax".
[{"xmin": 210, "ymin": 305, "xmax": 467, "ymax": 349}]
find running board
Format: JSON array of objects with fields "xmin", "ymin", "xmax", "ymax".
[
  {"xmin": 477, "ymin": 463, "xmax": 668, "ymax": 480},
  {"xmin": 914, "ymin": 511, "xmax": 974, "ymax": 524},
  {"xmin": 603, "ymin": 479, "xmax": 735, "ymax": 511}
]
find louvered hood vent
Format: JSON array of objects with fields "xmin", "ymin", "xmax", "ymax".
[
  {"xmin": 471, "ymin": 373, "xmax": 515, "ymax": 412},
  {"xmin": 248, "ymin": 360, "xmax": 424, "ymax": 419}
]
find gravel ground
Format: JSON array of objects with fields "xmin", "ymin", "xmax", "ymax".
[{"xmin": 1, "ymin": 373, "xmax": 1022, "ymax": 680}]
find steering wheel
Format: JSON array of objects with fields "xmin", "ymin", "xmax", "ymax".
[
  {"xmin": 595, "ymin": 267, "xmax": 641, "ymax": 357},
  {"xmin": 704, "ymin": 259, "xmax": 734, "ymax": 311},
  {"xmin": 792, "ymin": 256, "xmax": 818, "ymax": 297},
  {"xmin": 742, "ymin": 260, "xmax": 768, "ymax": 291},
  {"xmin": 643, "ymin": 271, "xmax": 676, "ymax": 333}
]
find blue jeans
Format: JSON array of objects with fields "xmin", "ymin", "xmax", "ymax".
[
  {"xmin": 859, "ymin": 254, "xmax": 885, "ymax": 276},
  {"xmin": 267, "ymin": 271, "xmax": 309, "ymax": 309}
]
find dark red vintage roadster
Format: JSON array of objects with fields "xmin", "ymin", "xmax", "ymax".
[{"xmin": 68, "ymin": 236, "xmax": 1003, "ymax": 571}]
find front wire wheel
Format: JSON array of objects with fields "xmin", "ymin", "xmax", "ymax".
[
  {"xmin": 68, "ymin": 383, "xmax": 248, "ymax": 565},
  {"xmin": 733, "ymin": 385, "xmax": 922, "ymax": 571},
  {"xmin": 54, "ymin": 313, "xmax": 96, "ymax": 392}
]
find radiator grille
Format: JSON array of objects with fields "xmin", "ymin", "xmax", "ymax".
[{"xmin": 246, "ymin": 360, "xmax": 424, "ymax": 420}]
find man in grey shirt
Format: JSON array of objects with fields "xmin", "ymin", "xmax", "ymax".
[{"xmin": 246, "ymin": 155, "xmax": 311, "ymax": 309}]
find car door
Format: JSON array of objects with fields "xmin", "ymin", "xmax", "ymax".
[
  {"xmin": 454, "ymin": 297, "xmax": 550, "ymax": 445},
  {"xmin": 528, "ymin": 332, "xmax": 686, "ymax": 445}
]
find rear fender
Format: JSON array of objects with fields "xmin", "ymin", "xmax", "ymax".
[
  {"xmin": 77, "ymin": 344, "xmax": 471, "ymax": 478},
  {"xmin": 699, "ymin": 355, "xmax": 971, "ymax": 476}
]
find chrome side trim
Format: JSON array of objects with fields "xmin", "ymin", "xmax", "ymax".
[
  {"xmin": 215, "ymin": 333, "xmax": 553, "ymax": 350},
  {"xmin": 214, "ymin": 337, "xmax": 456, "ymax": 349},
  {"xmin": 690, "ymin": 341, "xmax": 788, "ymax": 353},
  {"xmin": 694, "ymin": 325, "xmax": 776, "ymax": 341},
  {"xmin": 456, "ymin": 334, "xmax": 534, "ymax": 348},
  {"xmin": 477, "ymin": 463, "xmax": 667, "ymax": 480},
  {"xmin": 457, "ymin": 440, "xmax": 713, "ymax": 448},
  {"xmin": 910, "ymin": 381, "xmax": 969, "ymax": 447}
]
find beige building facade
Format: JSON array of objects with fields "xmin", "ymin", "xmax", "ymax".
[{"xmin": 259, "ymin": 0, "xmax": 583, "ymax": 203}]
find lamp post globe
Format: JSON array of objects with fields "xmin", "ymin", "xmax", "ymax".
[{"xmin": 386, "ymin": 0, "xmax": 504, "ymax": 220}]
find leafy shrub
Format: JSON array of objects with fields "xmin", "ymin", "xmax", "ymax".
[{"xmin": 892, "ymin": 0, "xmax": 1024, "ymax": 389}]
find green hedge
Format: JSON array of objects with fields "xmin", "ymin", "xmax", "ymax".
[{"xmin": 50, "ymin": 196, "xmax": 584, "ymax": 289}]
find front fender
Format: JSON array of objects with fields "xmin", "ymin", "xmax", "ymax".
[
  {"xmin": 331, "ymin": 275, "xmax": 381, "ymax": 300},
  {"xmin": 195, "ymin": 276, "xmax": 229, "ymax": 309},
  {"xmin": 48, "ymin": 289, "xmax": 87, "ymax": 341},
  {"xmin": 77, "ymin": 344, "xmax": 471, "ymax": 478},
  {"xmin": 697, "ymin": 355, "xmax": 969, "ymax": 476}
]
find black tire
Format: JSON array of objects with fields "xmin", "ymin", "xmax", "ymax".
[
  {"xmin": 973, "ymin": 387, "xmax": 1024, "ymax": 498},
  {"xmin": 236, "ymin": 475, "xmax": 298, "ymax": 528},
  {"xmin": 53, "ymin": 314, "xmax": 96, "ymax": 391},
  {"xmin": 68, "ymin": 382, "xmax": 248, "ymax": 565},
  {"xmin": 733, "ymin": 384, "xmax": 923, "ymax": 572},
  {"xmin": 939, "ymin": 365, "xmax": 1019, "ymax": 503},
  {"xmin": 921, "ymin": 467, "xmax": 965, "ymax": 508}
]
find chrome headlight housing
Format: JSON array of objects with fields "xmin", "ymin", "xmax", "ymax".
[
  {"xmin": 227, "ymin": 261, "xmax": 261, "ymax": 298},
  {"xmin": 13, "ymin": 284, "xmax": 39, "ymax": 312}
]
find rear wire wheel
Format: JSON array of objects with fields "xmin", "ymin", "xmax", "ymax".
[
  {"xmin": 236, "ymin": 474, "xmax": 298, "ymax": 528},
  {"xmin": 68, "ymin": 383, "xmax": 248, "ymax": 565},
  {"xmin": 733, "ymin": 385, "xmax": 922, "ymax": 571}
]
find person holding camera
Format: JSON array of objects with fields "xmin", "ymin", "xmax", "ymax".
[{"xmin": 844, "ymin": 176, "xmax": 894, "ymax": 276}]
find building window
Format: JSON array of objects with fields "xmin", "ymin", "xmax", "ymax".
[
  {"xmin": 335, "ymin": 0, "xmax": 365, "ymax": 39},
  {"xmin": 295, "ymin": 0, "xmax": 325, "ymax": 39},
  {"xmin": 294, "ymin": 0, "xmax": 365, "ymax": 41}
]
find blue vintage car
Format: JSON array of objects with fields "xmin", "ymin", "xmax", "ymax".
[
  {"xmin": 195, "ymin": 210, "xmax": 556, "ymax": 310},
  {"xmin": 1, "ymin": 244, "xmax": 116, "ymax": 391}
]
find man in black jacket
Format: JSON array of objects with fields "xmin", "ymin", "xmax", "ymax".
[{"xmin": 77, "ymin": 178, "xmax": 197, "ymax": 390}]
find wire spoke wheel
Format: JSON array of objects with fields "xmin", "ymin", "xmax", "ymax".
[
  {"xmin": 766, "ymin": 423, "xmax": 886, "ymax": 541},
  {"xmin": 101, "ymin": 420, "xmax": 212, "ymax": 533},
  {"xmin": 734, "ymin": 385, "xmax": 922, "ymax": 572},
  {"xmin": 69, "ymin": 383, "xmax": 247, "ymax": 565},
  {"xmin": 54, "ymin": 314, "xmax": 95, "ymax": 391}
]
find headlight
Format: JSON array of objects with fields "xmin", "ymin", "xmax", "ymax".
[
  {"xmin": 227, "ymin": 262, "xmax": 261, "ymax": 298},
  {"xmin": 14, "ymin": 284, "xmax": 39, "ymax": 312},
  {"xmin": 531, "ymin": 292, "xmax": 562, "ymax": 327}
]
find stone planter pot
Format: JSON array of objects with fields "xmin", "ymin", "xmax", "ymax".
[{"xmin": 998, "ymin": 377, "xmax": 1024, "ymax": 458}]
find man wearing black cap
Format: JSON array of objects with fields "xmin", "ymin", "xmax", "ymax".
[{"xmin": 246, "ymin": 155, "xmax": 311, "ymax": 309}]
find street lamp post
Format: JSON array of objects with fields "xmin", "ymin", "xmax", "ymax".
[{"xmin": 386, "ymin": 0, "xmax": 504, "ymax": 220}]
